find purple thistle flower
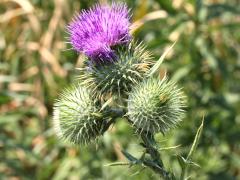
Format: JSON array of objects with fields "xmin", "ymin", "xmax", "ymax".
[{"xmin": 67, "ymin": 3, "xmax": 131, "ymax": 62}]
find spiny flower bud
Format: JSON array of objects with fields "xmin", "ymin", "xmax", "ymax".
[
  {"xmin": 78, "ymin": 42, "xmax": 153, "ymax": 96},
  {"xmin": 127, "ymin": 77, "xmax": 186, "ymax": 134},
  {"xmin": 53, "ymin": 84, "xmax": 110, "ymax": 145}
]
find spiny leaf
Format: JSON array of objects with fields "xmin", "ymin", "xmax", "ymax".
[
  {"xmin": 187, "ymin": 160, "xmax": 201, "ymax": 168},
  {"xmin": 148, "ymin": 41, "xmax": 177, "ymax": 77},
  {"xmin": 104, "ymin": 162, "xmax": 130, "ymax": 167},
  {"xmin": 177, "ymin": 155, "xmax": 187, "ymax": 170},
  {"xmin": 179, "ymin": 117, "xmax": 204, "ymax": 180},
  {"xmin": 159, "ymin": 144, "xmax": 181, "ymax": 151},
  {"xmin": 121, "ymin": 150, "xmax": 140, "ymax": 164},
  {"xmin": 187, "ymin": 117, "xmax": 204, "ymax": 160}
]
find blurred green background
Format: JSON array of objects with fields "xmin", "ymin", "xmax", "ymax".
[{"xmin": 0, "ymin": 0, "xmax": 240, "ymax": 179}]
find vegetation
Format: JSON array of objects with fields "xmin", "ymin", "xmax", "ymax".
[{"xmin": 0, "ymin": 0, "xmax": 239, "ymax": 179}]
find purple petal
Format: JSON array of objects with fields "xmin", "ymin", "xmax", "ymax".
[{"xmin": 67, "ymin": 2, "xmax": 131, "ymax": 62}]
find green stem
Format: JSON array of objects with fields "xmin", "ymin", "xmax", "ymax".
[
  {"xmin": 140, "ymin": 132, "xmax": 174, "ymax": 180},
  {"xmin": 180, "ymin": 118, "xmax": 204, "ymax": 180},
  {"xmin": 180, "ymin": 164, "xmax": 187, "ymax": 180},
  {"xmin": 101, "ymin": 108, "xmax": 126, "ymax": 133}
]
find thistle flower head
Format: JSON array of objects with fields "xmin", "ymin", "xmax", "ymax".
[
  {"xmin": 127, "ymin": 77, "xmax": 186, "ymax": 134},
  {"xmin": 67, "ymin": 2, "xmax": 131, "ymax": 62},
  {"xmin": 53, "ymin": 84, "xmax": 110, "ymax": 145},
  {"xmin": 78, "ymin": 42, "xmax": 153, "ymax": 96}
]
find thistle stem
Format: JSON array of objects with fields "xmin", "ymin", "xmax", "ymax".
[
  {"xmin": 140, "ymin": 132, "xmax": 173, "ymax": 180},
  {"xmin": 109, "ymin": 108, "xmax": 126, "ymax": 118}
]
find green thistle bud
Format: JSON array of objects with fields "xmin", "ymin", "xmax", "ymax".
[
  {"xmin": 78, "ymin": 42, "xmax": 153, "ymax": 96},
  {"xmin": 127, "ymin": 77, "xmax": 186, "ymax": 134},
  {"xmin": 53, "ymin": 84, "xmax": 110, "ymax": 145}
]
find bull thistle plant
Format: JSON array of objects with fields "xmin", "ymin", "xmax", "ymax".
[{"xmin": 53, "ymin": 2, "xmax": 204, "ymax": 179}]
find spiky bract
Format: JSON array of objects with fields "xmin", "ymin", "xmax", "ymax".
[
  {"xmin": 53, "ymin": 84, "xmax": 109, "ymax": 145},
  {"xmin": 78, "ymin": 42, "xmax": 153, "ymax": 97},
  {"xmin": 127, "ymin": 77, "xmax": 186, "ymax": 134}
]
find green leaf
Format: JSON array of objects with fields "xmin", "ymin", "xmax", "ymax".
[
  {"xmin": 0, "ymin": 92, "xmax": 12, "ymax": 105},
  {"xmin": 104, "ymin": 162, "xmax": 130, "ymax": 167},
  {"xmin": 177, "ymin": 155, "xmax": 187, "ymax": 170},
  {"xmin": 147, "ymin": 41, "xmax": 177, "ymax": 77},
  {"xmin": 187, "ymin": 117, "xmax": 204, "ymax": 161},
  {"xmin": 159, "ymin": 144, "xmax": 181, "ymax": 151},
  {"xmin": 0, "ymin": 75, "xmax": 16, "ymax": 82},
  {"xmin": 180, "ymin": 117, "xmax": 204, "ymax": 180},
  {"xmin": 121, "ymin": 150, "xmax": 140, "ymax": 164},
  {"xmin": 206, "ymin": 4, "xmax": 240, "ymax": 20},
  {"xmin": 52, "ymin": 158, "xmax": 81, "ymax": 180},
  {"xmin": 196, "ymin": 38, "xmax": 218, "ymax": 70},
  {"xmin": 187, "ymin": 160, "xmax": 201, "ymax": 168},
  {"xmin": 196, "ymin": 0, "xmax": 203, "ymax": 14},
  {"xmin": 156, "ymin": 0, "xmax": 176, "ymax": 14},
  {"xmin": 0, "ymin": 114, "xmax": 23, "ymax": 125},
  {"xmin": 172, "ymin": 65, "xmax": 192, "ymax": 82}
]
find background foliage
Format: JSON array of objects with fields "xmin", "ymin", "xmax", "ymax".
[{"xmin": 0, "ymin": 0, "xmax": 239, "ymax": 179}]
